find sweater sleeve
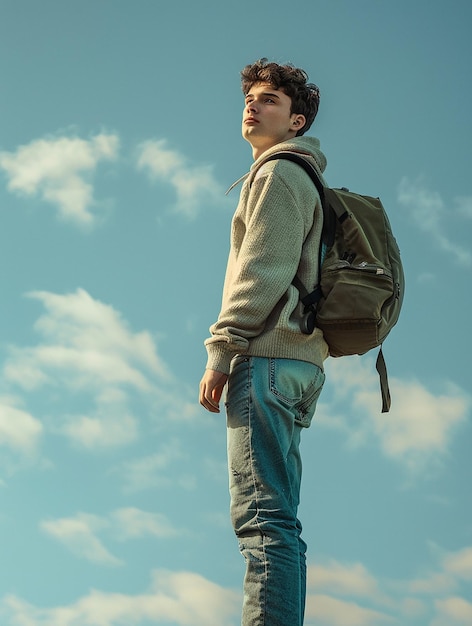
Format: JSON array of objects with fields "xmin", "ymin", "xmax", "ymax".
[{"xmin": 205, "ymin": 165, "xmax": 312, "ymax": 373}]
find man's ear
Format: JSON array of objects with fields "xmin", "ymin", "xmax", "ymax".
[{"xmin": 291, "ymin": 114, "xmax": 306, "ymax": 130}]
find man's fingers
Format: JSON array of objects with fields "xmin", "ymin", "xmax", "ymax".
[
  {"xmin": 202, "ymin": 396, "xmax": 220, "ymax": 412},
  {"xmin": 199, "ymin": 370, "xmax": 228, "ymax": 413},
  {"xmin": 199, "ymin": 383, "xmax": 220, "ymax": 413}
]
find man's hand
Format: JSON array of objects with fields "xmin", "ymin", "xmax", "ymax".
[{"xmin": 199, "ymin": 369, "xmax": 229, "ymax": 413}]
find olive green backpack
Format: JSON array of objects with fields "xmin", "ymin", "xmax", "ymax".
[{"xmin": 266, "ymin": 151, "xmax": 405, "ymax": 412}]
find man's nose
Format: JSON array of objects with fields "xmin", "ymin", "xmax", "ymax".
[{"xmin": 246, "ymin": 100, "xmax": 258, "ymax": 113}]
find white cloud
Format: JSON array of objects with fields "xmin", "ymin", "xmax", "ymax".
[
  {"xmin": 399, "ymin": 597, "xmax": 428, "ymax": 618},
  {"xmin": 0, "ymin": 396, "xmax": 43, "ymax": 454},
  {"xmin": 307, "ymin": 560, "xmax": 389, "ymax": 605},
  {"xmin": 443, "ymin": 545, "xmax": 472, "ymax": 581},
  {"xmin": 2, "ymin": 289, "xmax": 200, "ymax": 458},
  {"xmin": 136, "ymin": 139, "xmax": 225, "ymax": 217},
  {"xmin": 305, "ymin": 560, "xmax": 429, "ymax": 624},
  {"xmin": 397, "ymin": 177, "xmax": 472, "ymax": 267},
  {"xmin": 304, "ymin": 551, "xmax": 472, "ymax": 625},
  {"xmin": 117, "ymin": 440, "xmax": 186, "ymax": 493},
  {"xmin": 370, "ymin": 379, "xmax": 467, "ymax": 465},
  {"xmin": 40, "ymin": 513, "xmax": 122, "ymax": 567},
  {"xmin": 455, "ymin": 195, "xmax": 472, "ymax": 218},
  {"xmin": 4, "ymin": 289, "xmax": 170, "ymax": 394},
  {"xmin": 305, "ymin": 594, "xmax": 395, "ymax": 626},
  {"xmin": 40, "ymin": 508, "xmax": 178, "ymax": 567},
  {"xmin": 55, "ymin": 389, "xmax": 139, "ymax": 449},
  {"xmin": 0, "ymin": 133, "xmax": 119, "ymax": 226},
  {"xmin": 110, "ymin": 507, "xmax": 178, "ymax": 540},
  {"xmin": 59, "ymin": 413, "xmax": 138, "ymax": 449},
  {"xmin": 407, "ymin": 571, "xmax": 456, "ymax": 595},
  {"xmin": 1, "ymin": 569, "xmax": 240, "ymax": 626},
  {"xmin": 395, "ymin": 544, "xmax": 472, "ymax": 623},
  {"xmin": 431, "ymin": 596, "xmax": 472, "ymax": 626},
  {"xmin": 317, "ymin": 357, "xmax": 469, "ymax": 470},
  {"xmin": 398, "ymin": 544, "xmax": 472, "ymax": 598}
]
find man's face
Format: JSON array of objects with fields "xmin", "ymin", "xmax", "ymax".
[{"xmin": 242, "ymin": 82, "xmax": 304, "ymax": 157}]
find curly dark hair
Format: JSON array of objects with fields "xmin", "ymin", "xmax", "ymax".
[{"xmin": 240, "ymin": 58, "xmax": 320, "ymax": 136}]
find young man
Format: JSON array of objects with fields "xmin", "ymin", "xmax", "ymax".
[{"xmin": 199, "ymin": 58, "xmax": 328, "ymax": 625}]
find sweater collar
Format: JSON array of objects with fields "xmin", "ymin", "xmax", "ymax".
[{"xmin": 226, "ymin": 136, "xmax": 326, "ymax": 194}]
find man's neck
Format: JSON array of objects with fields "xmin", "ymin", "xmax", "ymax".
[
  {"xmin": 250, "ymin": 133, "xmax": 297, "ymax": 161},
  {"xmin": 252, "ymin": 142, "xmax": 277, "ymax": 160}
]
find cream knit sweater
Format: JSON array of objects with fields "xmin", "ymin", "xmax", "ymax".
[{"xmin": 205, "ymin": 136, "xmax": 329, "ymax": 374}]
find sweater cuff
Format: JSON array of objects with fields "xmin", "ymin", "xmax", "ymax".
[{"xmin": 205, "ymin": 342, "xmax": 236, "ymax": 375}]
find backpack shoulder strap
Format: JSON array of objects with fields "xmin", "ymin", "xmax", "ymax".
[
  {"xmin": 263, "ymin": 151, "xmax": 335, "ymax": 248},
  {"xmin": 257, "ymin": 151, "xmax": 328, "ymax": 313},
  {"xmin": 264, "ymin": 150, "xmax": 326, "ymax": 196}
]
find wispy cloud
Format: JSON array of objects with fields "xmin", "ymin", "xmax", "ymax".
[
  {"xmin": 116, "ymin": 439, "xmax": 192, "ymax": 493},
  {"xmin": 402, "ymin": 543, "xmax": 472, "ymax": 601},
  {"xmin": 397, "ymin": 177, "xmax": 472, "ymax": 267},
  {"xmin": 442, "ymin": 545, "xmax": 472, "ymax": 582},
  {"xmin": 454, "ymin": 195, "xmax": 472, "ymax": 219},
  {"xmin": 1, "ymin": 289, "xmax": 200, "ymax": 461},
  {"xmin": 304, "ymin": 547, "xmax": 472, "ymax": 626},
  {"xmin": 0, "ymin": 133, "xmax": 119, "ymax": 226},
  {"xmin": 40, "ymin": 512, "xmax": 123, "ymax": 567},
  {"xmin": 317, "ymin": 357, "xmax": 469, "ymax": 471},
  {"xmin": 305, "ymin": 593, "xmax": 396, "ymax": 626},
  {"xmin": 136, "ymin": 139, "xmax": 225, "ymax": 217},
  {"xmin": 431, "ymin": 596, "xmax": 472, "ymax": 626},
  {"xmin": 406, "ymin": 544, "xmax": 472, "ymax": 625},
  {"xmin": 308, "ymin": 560, "xmax": 390, "ymax": 605},
  {"xmin": 305, "ymin": 560, "xmax": 397, "ymax": 625},
  {"xmin": 40, "ymin": 508, "xmax": 179, "ymax": 567},
  {"xmin": 407, "ymin": 571, "xmax": 456, "ymax": 595},
  {"xmin": 0, "ymin": 396, "xmax": 43, "ymax": 454},
  {"xmin": 0, "ymin": 395, "xmax": 44, "ymax": 477},
  {"xmin": 2, "ymin": 569, "xmax": 240, "ymax": 626},
  {"xmin": 110, "ymin": 507, "xmax": 179, "ymax": 540},
  {"xmin": 4, "ymin": 288, "xmax": 169, "ymax": 394},
  {"xmin": 53, "ymin": 389, "xmax": 139, "ymax": 450}
]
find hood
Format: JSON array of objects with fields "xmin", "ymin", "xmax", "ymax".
[{"xmin": 252, "ymin": 136, "xmax": 327, "ymax": 174}]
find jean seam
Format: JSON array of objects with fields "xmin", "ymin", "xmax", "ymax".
[
  {"xmin": 297, "ymin": 369, "xmax": 324, "ymax": 414},
  {"xmin": 247, "ymin": 357, "xmax": 268, "ymax": 625},
  {"xmin": 268, "ymin": 358, "xmax": 325, "ymax": 427},
  {"xmin": 268, "ymin": 357, "xmax": 320, "ymax": 405}
]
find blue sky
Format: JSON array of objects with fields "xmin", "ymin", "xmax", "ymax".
[{"xmin": 0, "ymin": 1, "xmax": 471, "ymax": 625}]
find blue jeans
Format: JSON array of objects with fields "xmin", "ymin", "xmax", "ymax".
[{"xmin": 226, "ymin": 356, "xmax": 325, "ymax": 626}]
